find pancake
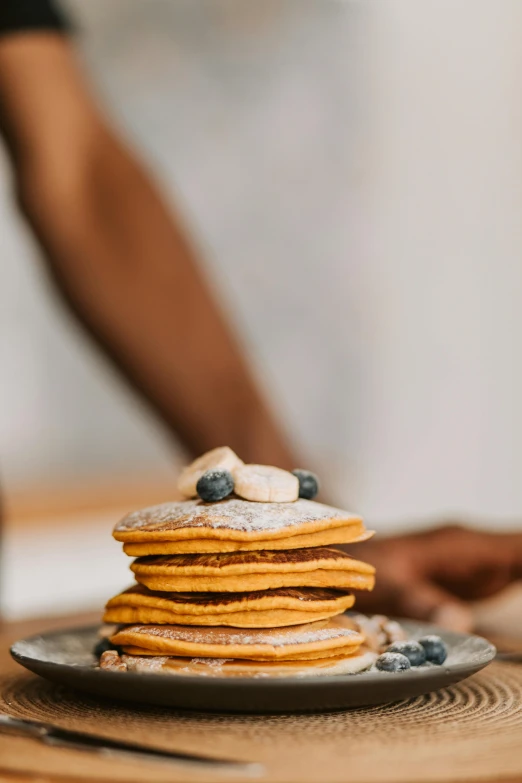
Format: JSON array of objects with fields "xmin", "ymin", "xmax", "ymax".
[
  {"xmin": 113, "ymin": 498, "xmax": 365, "ymax": 548},
  {"xmin": 121, "ymin": 645, "xmax": 360, "ymax": 661},
  {"xmin": 109, "ymin": 615, "xmax": 365, "ymax": 660},
  {"xmin": 101, "ymin": 648, "xmax": 377, "ymax": 677},
  {"xmin": 103, "ymin": 584, "xmax": 355, "ymax": 628},
  {"xmin": 122, "ymin": 525, "xmax": 374, "ymax": 556},
  {"xmin": 130, "ymin": 547, "xmax": 375, "ymax": 593}
]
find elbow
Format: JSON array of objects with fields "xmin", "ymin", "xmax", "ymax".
[
  {"xmin": 15, "ymin": 122, "xmax": 114, "ymax": 252},
  {"xmin": 16, "ymin": 161, "xmax": 92, "ymax": 249}
]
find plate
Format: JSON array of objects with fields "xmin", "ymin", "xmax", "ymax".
[{"xmin": 11, "ymin": 620, "xmax": 496, "ymax": 713}]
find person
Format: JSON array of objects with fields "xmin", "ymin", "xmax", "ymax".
[{"xmin": 1, "ymin": 0, "xmax": 521, "ymax": 632}]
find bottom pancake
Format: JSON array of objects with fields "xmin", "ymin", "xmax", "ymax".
[
  {"xmin": 103, "ymin": 584, "xmax": 355, "ymax": 628},
  {"xmin": 100, "ymin": 647, "xmax": 377, "ymax": 677},
  {"xmin": 121, "ymin": 645, "xmax": 360, "ymax": 661},
  {"xmin": 110, "ymin": 615, "xmax": 364, "ymax": 661}
]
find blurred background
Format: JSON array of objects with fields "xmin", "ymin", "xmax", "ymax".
[{"xmin": 1, "ymin": 0, "xmax": 522, "ymax": 627}]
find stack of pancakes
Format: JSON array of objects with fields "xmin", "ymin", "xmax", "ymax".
[{"xmin": 102, "ymin": 495, "xmax": 377, "ymax": 676}]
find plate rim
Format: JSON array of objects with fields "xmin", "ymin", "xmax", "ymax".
[{"xmin": 10, "ymin": 620, "xmax": 497, "ymax": 691}]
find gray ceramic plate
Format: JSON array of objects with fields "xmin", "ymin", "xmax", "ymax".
[{"xmin": 11, "ymin": 621, "xmax": 495, "ymax": 713}]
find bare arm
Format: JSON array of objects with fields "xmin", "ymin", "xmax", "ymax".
[{"xmin": 0, "ymin": 33, "xmax": 296, "ymax": 466}]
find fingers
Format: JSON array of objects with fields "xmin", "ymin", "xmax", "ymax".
[
  {"xmin": 397, "ymin": 579, "xmax": 474, "ymax": 633},
  {"xmin": 501, "ymin": 533, "xmax": 522, "ymax": 581}
]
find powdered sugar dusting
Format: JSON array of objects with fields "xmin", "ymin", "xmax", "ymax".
[
  {"xmin": 124, "ymin": 655, "xmax": 169, "ymax": 673},
  {"xmin": 115, "ymin": 498, "xmax": 357, "ymax": 534},
  {"xmin": 115, "ymin": 617, "xmax": 362, "ymax": 648}
]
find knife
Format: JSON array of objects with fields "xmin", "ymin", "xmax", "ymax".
[
  {"xmin": 0, "ymin": 714, "xmax": 262, "ymax": 776},
  {"xmin": 495, "ymin": 651, "xmax": 522, "ymax": 662}
]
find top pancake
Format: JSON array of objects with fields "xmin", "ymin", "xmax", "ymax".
[{"xmin": 113, "ymin": 498, "xmax": 364, "ymax": 545}]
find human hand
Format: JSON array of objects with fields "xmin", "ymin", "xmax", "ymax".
[{"xmin": 353, "ymin": 525, "xmax": 522, "ymax": 632}]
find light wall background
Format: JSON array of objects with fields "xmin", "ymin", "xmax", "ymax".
[
  {"xmin": 2, "ymin": 0, "xmax": 522, "ymax": 540},
  {"xmin": 1, "ymin": 0, "xmax": 364, "ymax": 504}
]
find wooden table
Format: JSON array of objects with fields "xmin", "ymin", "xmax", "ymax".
[{"xmin": 2, "ymin": 614, "xmax": 522, "ymax": 783}]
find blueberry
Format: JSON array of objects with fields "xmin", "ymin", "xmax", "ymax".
[
  {"xmin": 196, "ymin": 469, "xmax": 234, "ymax": 502},
  {"xmin": 376, "ymin": 652, "xmax": 411, "ymax": 672},
  {"xmin": 292, "ymin": 469, "xmax": 319, "ymax": 500},
  {"xmin": 93, "ymin": 637, "xmax": 114, "ymax": 658},
  {"xmin": 386, "ymin": 640, "xmax": 426, "ymax": 666},
  {"xmin": 419, "ymin": 635, "xmax": 448, "ymax": 665}
]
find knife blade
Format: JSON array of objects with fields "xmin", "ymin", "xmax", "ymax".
[
  {"xmin": 0, "ymin": 714, "xmax": 262, "ymax": 775},
  {"xmin": 495, "ymin": 651, "xmax": 522, "ymax": 662}
]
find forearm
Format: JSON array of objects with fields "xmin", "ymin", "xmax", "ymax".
[
  {"xmin": 29, "ymin": 138, "xmax": 295, "ymax": 464},
  {"xmin": 0, "ymin": 35, "xmax": 296, "ymax": 466}
]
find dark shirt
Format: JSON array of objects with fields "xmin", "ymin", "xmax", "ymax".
[{"xmin": 0, "ymin": 0, "xmax": 69, "ymax": 37}]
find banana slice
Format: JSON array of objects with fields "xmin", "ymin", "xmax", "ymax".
[
  {"xmin": 233, "ymin": 464, "xmax": 299, "ymax": 503},
  {"xmin": 178, "ymin": 447, "xmax": 243, "ymax": 498}
]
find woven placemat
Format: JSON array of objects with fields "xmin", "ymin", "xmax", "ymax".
[{"xmin": 2, "ymin": 663, "xmax": 522, "ymax": 783}]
